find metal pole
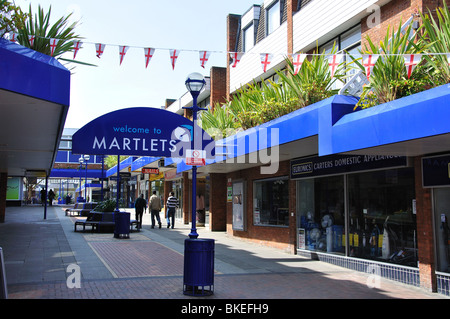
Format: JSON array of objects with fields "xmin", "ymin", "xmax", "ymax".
[
  {"xmin": 84, "ymin": 162, "xmax": 88, "ymax": 200},
  {"xmin": 189, "ymin": 93, "xmax": 199, "ymax": 239},
  {"xmin": 44, "ymin": 175, "xmax": 48, "ymax": 219},
  {"xmin": 101, "ymin": 155, "xmax": 104, "ymax": 201},
  {"xmin": 116, "ymin": 155, "xmax": 120, "ymax": 212}
]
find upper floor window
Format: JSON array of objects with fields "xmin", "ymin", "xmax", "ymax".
[
  {"xmin": 266, "ymin": 1, "xmax": 280, "ymax": 36},
  {"xmin": 243, "ymin": 23, "xmax": 254, "ymax": 52}
]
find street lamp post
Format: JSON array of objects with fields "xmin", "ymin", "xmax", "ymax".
[
  {"xmin": 184, "ymin": 72, "xmax": 206, "ymax": 239},
  {"xmin": 78, "ymin": 156, "xmax": 84, "ymax": 202},
  {"xmin": 83, "ymin": 154, "xmax": 90, "ymax": 201},
  {"xmin": 182, "ymin": 73, "xmax": 214, "ymax": 297}
]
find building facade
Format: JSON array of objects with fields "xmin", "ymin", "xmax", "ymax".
[{"xmin": 206, "ymin": 0, "xmax": 450, "ymax": 295}]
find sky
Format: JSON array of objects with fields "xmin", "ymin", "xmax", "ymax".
[{"xmin": 13, "ymin": 0, "xmax": 257, "ymax": 129}]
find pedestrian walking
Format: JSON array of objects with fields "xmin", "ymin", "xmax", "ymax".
[
  {"xmin": 40, "ymin": 189, "xmax": 46, "ymax": 206},
  {"xmin": 166, "ymin": 191, "xmax": 178, "ymax": 229},
  {"xmin": 48, "ymin": 189, "xmax": 55, "ymax": 206},
  {"xmin": 149, "ymin": 191, "xmax": 162, "ymax": 229},
  {"xmin": 134, "ymin": 194, "xmax": 147, "ymax": 229}
]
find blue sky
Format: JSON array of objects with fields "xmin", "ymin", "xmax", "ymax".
[{"xmin": 13, "ymin": 0, "xmax": 257, "ymax": 129}]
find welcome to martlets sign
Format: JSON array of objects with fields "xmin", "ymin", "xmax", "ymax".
[{"xmin": 72, "ymin": 107, "xmax": 215, "ymax": 159}]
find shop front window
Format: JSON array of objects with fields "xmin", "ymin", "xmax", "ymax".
[
  {"xmin": 297, "ymin": 176, "xmax": 345, "ymax": 253},
  {"xmin": 348, "ymin": 168, "xmax": 417, "ymax": 266},
  {"xmin": 433, "ymin": 188, "xmax": 450, "ymax": 273},
  {"xmin": 254, "ymin": 177, "xmax": 289, "ymax": 227}
]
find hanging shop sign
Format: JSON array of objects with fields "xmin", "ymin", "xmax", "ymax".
[
  {"xmin": 422, "ymin": 154, "xmax": 450, "ymax": 187},
  {"xmin": 290, "ymin": 154, "xmax": 408, "ymax": 179},
  {"xmin": 72, "ymin": 107, "xmax": 215, "ymax": 159},
  {"xmin": 142, "ymin": 168, "xmax": 159, "ymax": 174}
]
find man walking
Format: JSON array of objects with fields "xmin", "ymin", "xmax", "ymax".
[
  {"xmin": 166, "ymin": 191, "xmax": 178, "ymax": 229},
  {"xmin": 149, "ymin": 191, "xmax": 162, "ymax": 229},
  {"xmin": 134, "ymin": 194, "xmax": 146, "ymax": 229}
]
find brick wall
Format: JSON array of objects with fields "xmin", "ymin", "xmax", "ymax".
[
  {"xmin": 360, "ymin": 0, "xmax": 445, "ymax": 49},
  {"xmin": 414, "ymin": 156, "xmax": 437, "ymax": 292},
  {"xmin": 210, "ymin": 67, "xmax": 227, "ymax": 110},
  {"xmin": 226, "ymin": 14, "xmax": 241, "ymax": 100},
  {"xmin": 209, "ymin": 173, "xmax": 227, "ymax": 231}
]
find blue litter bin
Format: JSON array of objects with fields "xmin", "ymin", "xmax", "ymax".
[
  {"xmin": 183, "ymin": 238, "xmax": 214, "ymax": 296},
  {"xmin": 114, "ymin": 211, "xmax": 130, "ymax": 239}
]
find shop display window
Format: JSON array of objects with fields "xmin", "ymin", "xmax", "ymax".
[
  {"xmin": 297, "ymin": 176, "xmax": 345, "ymax": 254},
  {"xmin": 254, "ymin": 177, "xmax": 289, "ymax": 227},
  {"xmin": 297, "ymin": 168, "xmax": 417, "ymax": 267},
  {"xmin": 433, "ymin": 188, "xmax": 450, "ymax": 273},
  {"xmin": 347, "ymin": 168, "xmax": 416, "ymax": 266}
]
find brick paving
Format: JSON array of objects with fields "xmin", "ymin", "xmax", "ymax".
[
  {"xmin": 89, "ymin": 241, "xmax": 184, "ymax": 278},
  {"xmin": 1, "ymin": 206, "xmax": 449, "ymax": 305}
]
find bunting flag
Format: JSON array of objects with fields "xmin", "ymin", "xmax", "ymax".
[
  {"xmin": 28, "ymin": 35, "xmax": 35, "ymax": 47},
  {"xmin": 230, "ymin": 52, "xmax": 243, "ymax": 68},
  {"xmin": 292, "ymin": 53, "xmax": 307, "ymax": 75},
  {"xmin": 10, "ymin": 33, "xmax": 450, "ymax": 77},
  {"xmin": 73, "ymin": 40, "xmax": 82, "ymax": 59},
  {"xmin": 9, "ymin": 32, "xmax": 18, "ymax": 42},
  {"xmin": 260, "ymin": 53, "xmax": 273, "ymax": 73},
  {"xmin": 119, "ymin": 45, "xmax": 129, "ymax": 65},
  {"xmin": 362, "ymin": 54, "xmax": 380, "ymax": 79},
  {"xmin": 328, "ymin": 54, "xmax": 343, "ymax": 78},
  {"xmin": 95, "ymin": 43, "xmax": 106, "ymax": 58},
  {"xmin": 404, "ymin": 54, "xmax": 422, "ymax": 78},
  {"xmin": 169, "ymin": 49, "xmax": 179, "ymax": 70},
  {"xmin": 49, "ymin": 38, "xmax": 60, "ymax": 56},
  {"xmin": 144, "ymin": 48, "xmax": 155, "ymax": 68},
  {"xmin": 199, "ymin": 50, "xmax": 211, "ymax": 68}
]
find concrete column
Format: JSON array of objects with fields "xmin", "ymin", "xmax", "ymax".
[{"xmin": 0, "ymin": 173, "xmax": 7, "ymax": 223}]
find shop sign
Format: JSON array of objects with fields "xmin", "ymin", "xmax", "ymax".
[
  {"xmin": 142, "ymin": 168, "xmax": 159, "ymax": 174},
  {"xmin": 422, "ymin": 154, "xmax": 450, "ymax": 187},
  {"xmin": 291, "ymin": 154, "xmax": 408, "ymax": 179},
  {"xmin": 72, "ymin": 107, "xmax": 214, "ymax": 158}
]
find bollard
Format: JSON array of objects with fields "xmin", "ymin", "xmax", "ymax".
[{"xmin": 0, "ymin": 247, "xmax": 7, "ymax": 299}]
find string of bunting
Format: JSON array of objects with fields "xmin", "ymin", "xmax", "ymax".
[{"xmin": 6, "ymin": 33, "xmax": 450, "ymax": 79}]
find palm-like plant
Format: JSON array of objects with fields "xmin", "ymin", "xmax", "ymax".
[
  {"xmin": 418, "ymin": 0, "xmax": 450, "ymax": 85},
  {"xmin": 0, "ymin": 0, "xmax": 27, "ymax": 38},
  {"xmin": 16, "ymin": 4, "xmax": 92, "ymax": 66},
  {"xmin": 200, "ymin": 102, "xmax": 241, "ymax": 140},
  {"xmin": 201, "ymin": 47, "xmax": 347, "ymax": 134},
  {"xmin": 355, "ymin": 22, "xmax": 429, "ymax": 108}
]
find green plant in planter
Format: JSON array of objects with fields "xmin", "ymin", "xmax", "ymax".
[
  {"xmin": 354, "ymin": 21, "xmax": 429, "ymax": 110},
  {"xmin": 94, "ymin": 199, "xmax": 117, "ymax": 212},
  {"xmin": 418, "ymin": 0, "xmax": 450, "ymax": 85}
]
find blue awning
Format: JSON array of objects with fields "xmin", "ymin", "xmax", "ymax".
[
  {"xmin": 321, "ymin": 84, "xmax": 450, "ymax": 156},
  {"xmin": 0, "ymin": 39, "xmax": 71, "ymax": 176},
  {"xmin": 50, "ymin": 169, "xmax": 106, "ymax": 179}
]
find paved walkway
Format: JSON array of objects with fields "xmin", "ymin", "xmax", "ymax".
[{"xmin": 0, "ymin": 205, "xmax": 447, "ymax": 303}]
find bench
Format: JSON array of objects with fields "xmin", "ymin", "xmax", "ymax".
[
  {"xmin": 74, "ymin": 212, "xmax": 103, "ymax": 232},
  {"xmin": 97, "ymin": 212, "xmax": 115, "ymax": 233},
  {"xmin": 66, "ymin": 202, "xmax": 98, "ymax": 217},
  {"xmin": 74, "ymin": 212, "xmax": 138, "ymax": 233}
]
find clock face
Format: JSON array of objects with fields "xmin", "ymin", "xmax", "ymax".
[{"xmin": 173, "ymin": 126, "xmax": 191, "ymax": 142}]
